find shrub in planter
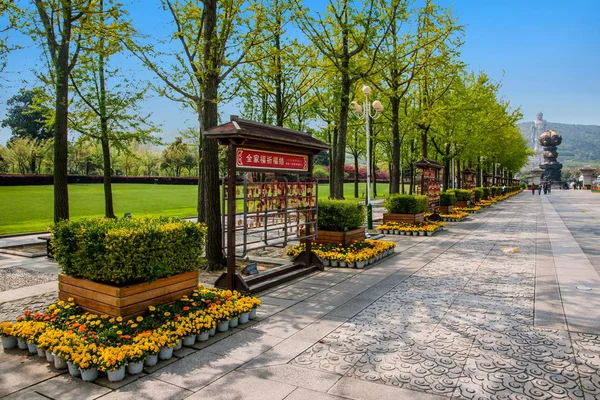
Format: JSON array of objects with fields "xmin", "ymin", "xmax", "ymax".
[
  {"xmin": 50, "ymin": 217, "xmax": 206, "ymax": 286},
  {"xmin": 384, "ymin": 194, "xmax": 428, "ymax": 214},
  {"xmin": 317, "ymin": 200, "xmax": 365, "ymax": 232},
  {"xmin": 483, "ymin": 187, "xmax": 491, "ymax": 199},
  {"xmin": 474, "ymin": 188, "xmax": 484, "ymax": 202},
  {"xmin": 439, "ymin": 191, "xmax": 456, "ymax": 206},
  {"xmin": 455, "ymin": 189, "xmax": 473, "ymax": 201}
]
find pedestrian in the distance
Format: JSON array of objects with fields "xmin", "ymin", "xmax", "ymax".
[
  {"xmin": 548, "ymin": 182, "xmax": 552, "ymax": 195},
  {"xmin": 531, "ymin": 184, "xmax": 536, "ymax": 195},
  {"xmin": 502, "ymin": 184, "xmax": 507, "ymax": 195},
  {"xmin": 543, "ymin": 182, "xmax": 548, "ymax": 195},
  {"xmin": 538, "ymin": 185, "xmax": 542, "ymax": 195}
]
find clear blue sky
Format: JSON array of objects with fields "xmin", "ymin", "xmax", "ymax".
[{"xmin": 1, "ymin": 0, "xmax": 599, "ymax": 145}]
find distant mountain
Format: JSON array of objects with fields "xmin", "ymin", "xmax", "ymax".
[{"xmin": 518, "ymin": 121, "xmax": 600, "ymax": 168}]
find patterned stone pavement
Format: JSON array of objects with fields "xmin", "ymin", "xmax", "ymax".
[{"xmin": 293, "ymin": 195, "xmax": 600, "ymax": 399}]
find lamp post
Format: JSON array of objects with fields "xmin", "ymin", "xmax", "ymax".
[{"xmin": 351, "ymin": 85, "xmax": 384, "ymax": 229}]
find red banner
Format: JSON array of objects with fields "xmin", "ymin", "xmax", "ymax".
[{"xmin": 236, "ymin": 148, "xmax": 308, "ymax": 171}]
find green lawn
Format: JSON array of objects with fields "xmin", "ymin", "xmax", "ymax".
[{"xmin": 0, "ymin": 182, "xmax": 391, "ymax": 235}]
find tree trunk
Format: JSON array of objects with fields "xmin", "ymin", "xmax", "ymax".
[
  {"xmin": 353, "ymin": 153, "xmax": 359, "ymax": 198},
  {"xmin": 456, "ymin": 159, "xmax": 461, "ymax": 189},
  {"xmin": 53, "ymin": 34, "xmax": 71, "ymax": 223},
  {"xmin": 420, "ymin": 130, "xmax": 428, "ymax": 160},
  {"xmin": 274, "ymin": 6, "xmax": 283, "ymax": 127},
  {"xmin": 443, "ymin": 143, "xmax": 451, "ymax": 190},
  {"xmin": 390, "ymin": 96, "xmax": 400, "ymax": 193},
  {"xmin": 196, "ymin": 102, "xmax": 205, "ymax": 223},
  {"xmin": 202, "ymin": 0, "xmax": 226, "ymax": 269},
  {"xmin": 333, "ymin": 23, "xmax": 351, "ymax": 199},
  {"xmin": 98, "ymin": 24, "xmax": 115, "ymax": 219}
]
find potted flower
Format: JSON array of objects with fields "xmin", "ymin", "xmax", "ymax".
[
  {"xmin": 126, "ymin": 343, "xmax": 146, "ymax": 375},
  {"xmin": 99, "ymin": 345, "xmax": 129, "ymax": 382},
  {"xmin": 0, "ymin": 321, "xmax": 17, "ymax": 350},
  {"xmin": 156, "ymin": 329, "xmax": 179, "ymax": 360},
  {"xmin": 134, "ymin": 331, "xmax": 160, "ymax": 367},
  {"xmin": 53, "ymin": 331, "xmax": 80, "ymax": 376},
  {"xmin": 71, "ymin": 342, "xmax": 101, "ymax": 381}
]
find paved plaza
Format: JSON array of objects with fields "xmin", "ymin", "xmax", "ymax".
[{"xmin": 1, "ymin": 191, "xmax": 600, "ymax": 399}]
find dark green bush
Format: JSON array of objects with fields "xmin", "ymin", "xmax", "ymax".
[
  {"xmin": 455, "ymin": 189, "xmax": 473, "ymax": 201},
  {"xmin": 439, "ymin": 191, "xmax": 456, "ymax": 206},
  {"xmin": 384, "ymin": 194, "xmax": 428, "ymax": 214},
  {"xmin": 474, "ymin": 188, "xmax": 484, "ymax": 202},
  {"xmin": 50, "ymin": 217, "xmax": 206, "ymax": 286},
  {"xmin": 318, "ymin": 200, "xmax": 365, "ymax": 232},
  {"xmin": 493, "ymin": 186, "xmax": 502, "ymax": 196},
  {"xmin": 483, "ymin": 187, "xmax": 491, "ymax": 198}
]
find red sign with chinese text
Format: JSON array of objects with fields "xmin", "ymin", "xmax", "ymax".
[{"xmin": 236, "ymin": 148, "xmax": 308, "ymax": 171}]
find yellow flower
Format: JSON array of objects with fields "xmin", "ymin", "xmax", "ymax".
[
  {"xmin": 116, "ymin": 317, "xmax": 123, "ymax": 322},
  {"xmin": 136, "ymin": 316, "xmax": 143, "ymax": 322},
  {"xmin": 164, "ymin": 312, "xmax": 171, "ymax": 317},
  {"xmin": 67, "ymin": 297, "xmax": 74, "ymax": 302},
  {"xmin": 149, "ymin": 306, "xmax": 156, "ymax": 312}
]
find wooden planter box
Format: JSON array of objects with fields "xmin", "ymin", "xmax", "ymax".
[
  {"xmin": 438, "ymin": 205, "xmax": 453, "ymax": 213},
  {"xmin": 58, "ymin": 271, "xmax": 199, "ymax": 319},
  {"xmin": 454, "ymin": 200, "xmax": 471, "ymax": 208},
  {"xmin": 314, "ymin": 227, "xmax": 365, "ymax": 245},
  {"xmin": 383, "ymin": 213, "xmax": 424, "ymax": 224}
]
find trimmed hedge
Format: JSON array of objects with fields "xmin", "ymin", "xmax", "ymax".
[
  {"xmin": 50, "ymin": 217, "xmax": 206, "ymax": 286},
  {"xmin": 318, "ymin": 200, "xmax": 365, "ymax": 232},
  {"xmin": 384, "ymin": 194, "xmax": 428, "ymax": 214},
  {"xmin": 0, "ymin": 174, "xmax": 198, "ymax": 186},
  {"xmin": 483, "ymin": 187, "xmax": 490, "ymax": 198},
  {"xmin": 492, "ymin": 186, "xmax": 502, "ymax": 196},
  {"xmin": 440, "ymin": 191, "xmax": 456, "ymax": 206},
  {"xmin": 474, "ymin": 188, "xmax": 484, "ymax": 202},
  {"xmin": 455, "ymin": 189, "xmax": 473, "ymax": 201}
]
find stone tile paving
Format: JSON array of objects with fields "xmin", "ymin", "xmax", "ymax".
[{"xmin": 293, "ymin": 195, "xmax": 600, "ymax": 399}]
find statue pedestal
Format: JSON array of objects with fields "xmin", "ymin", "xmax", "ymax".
[
  {"xmin": 531, "ymin": 167, "xmax": 543, "ymax": 185},
  {"xmin": 580, "ymin": 166, "xmax": 596, "ymax": 189}
]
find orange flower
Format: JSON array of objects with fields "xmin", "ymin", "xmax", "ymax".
[
  {"xmin": 182, "ymin": 306, "xmax": 190, "ymax": 311},
  {"xmin": 78, "ymin": 324, "xmax": 87, "ymax": 333}
]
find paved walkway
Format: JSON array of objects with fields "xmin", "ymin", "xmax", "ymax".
[{"xmin": 1, "ymin": 191, "xmax": 600, "ymax": 399}]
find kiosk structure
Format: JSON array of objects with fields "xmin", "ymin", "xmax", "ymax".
[{"xmin": 204, "ymin": 116, "xmax": 329, "ymax": 292}]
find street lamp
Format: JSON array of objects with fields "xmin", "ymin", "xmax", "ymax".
[{"xmin": 351, "ymin": 85, "xmax": 384, "ymax": 229}]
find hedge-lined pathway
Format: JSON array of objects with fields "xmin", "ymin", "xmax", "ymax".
[{"xmin": 1, "ymin": 191, "xmax": 600, "ymax": 399}]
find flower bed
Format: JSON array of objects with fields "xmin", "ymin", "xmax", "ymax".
[
  {"xmin": 0, "ymin": 285, "xmax": 260, "ymax": 382},
  {"xmin": 286, "ymin": 240, "xmax": 395, "ymax": 269},
  {"xmin": 439, "ymin": 211, "xmax": 469, "ymax": 222},
  {"xmin": 454, "ymin": 205, "xmax": 481, "ymax": 214},
  {"xmin": 376, "ymin": 221, "xmax": 445, "ymax": 236}
]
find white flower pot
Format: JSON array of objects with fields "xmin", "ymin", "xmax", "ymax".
[
  {"xmin": 54, "ymin": 354, "xmax": 67, "ymax": 369},
  {"xmin": 37, "ymin": 347, "xmax": 45, "ymax": 358},
  {"xmin": 322, "ymin": 259, "xmax": 331, "ymax": 267},
  {"xmin": 107, "ymin": 365, "xmax": 126, "ymax": 382},
  {"xmin": 27, "ymin": 342, "xmax": 37, "ymax": 354},
  {"xmin": 288, "ymin": 256, "xmax": 296, "ymax": 262},
  {"xmin": 1, "ymin": 336, "xmax": 17, "ymax": 350},
  {"xmin": 127, "ymin": 360, "xmax": 144, "ymax": 375},
  {"xmin": 46, "ymin": 350, "xmax": 54, "ymax": 363},
  {"xmin": 198, "ymin": 331, "xmax": 210, "ymax": 342},
  {"xmin": 330, "ymin": 260, "xmax": 338, "ymax": 267},
  {"xmin": 239, "ymin": 312, "xmax": 250, "ymax": 324},
  {"xmin": 67, "ymin": 361, "xmax": 80, "ymax": 376},
  {"xmin": 80, "ymin": 368, "xmax": 99, "ymax": 382},
  {"xmin": 209, "ymin": 327, "xmax": 216, "ymax": 336},
  {"xmin": 17, "ymin": 338, "xmax": 27, "ymax": 350},
  {"xmin": 249, "ymin": 308, "xmax": 257, "ymax": 320},
  {"xmin": 174, "ymin": 339, "xmax": 182, "ymax": 350},
  {"xmin": 217, "ymin": 321, "xmax": 229, "ymax": 332},
  {"xmin": 393, "ymin": 230, "xmax": 399, "ymax": 235},
  {"xmin": 183, "ymin": 335, "xmax": 196, "ymax": 346},
  {"xmin": 145, "ymin": 354, "xmax": 158, "ymax": 366},
  {"xmin": 426, "ymin": 231, "xmax": 432, "ymax": 236},
  {"xmin": 339, "ymin": 261, "xmax": 347, "ymax": 268},
  {"xmin": 347, "ymin": 262, "xmax": 356, "ymax": 268},
  {"xmin": 356, "ymin": 261, "xmax": 366, "ymax": 269},
  {"xmin": 159, "ymin": 346, "xmax": 174, "ymax": 360},
  {"xmin": 229, "ymin": 317, "xmax": 239, "ymax": 328}
]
